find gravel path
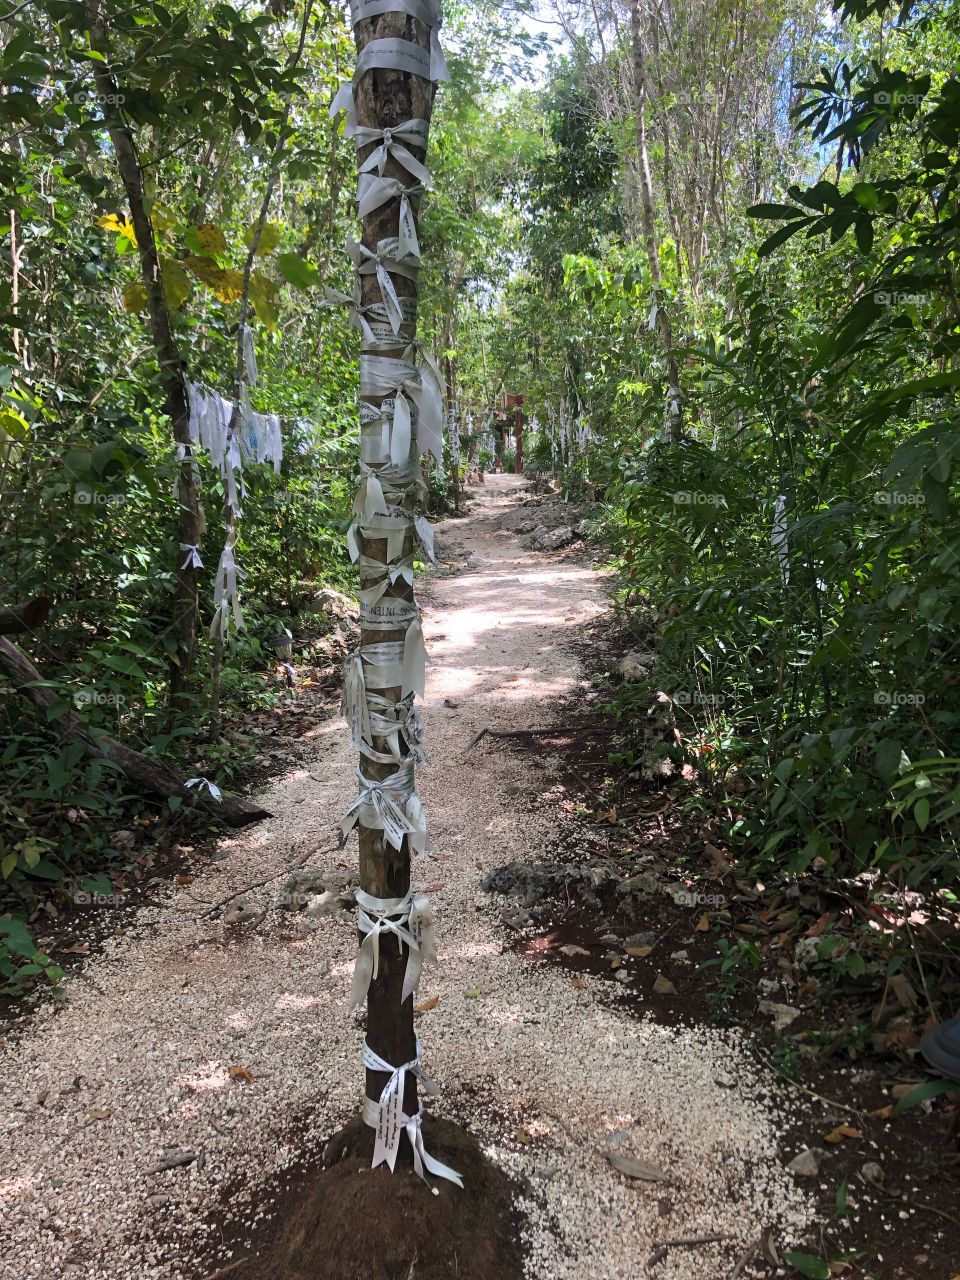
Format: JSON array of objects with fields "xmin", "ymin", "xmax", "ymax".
[{"xmin": 0, "ymin": 475, "xmax": 815, "ymax": 1279}]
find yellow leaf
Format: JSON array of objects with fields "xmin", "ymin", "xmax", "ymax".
[
  {"xmin": 182, "ymin": 257, "xmax": 244, "ymax": 304},
  {"xmin": 0, "ymin": 406, "xmax": 30, "ymax": 440},
  {"xmin": 196, "ymin": 223, "xmax": 228, "ymax": 255},
  {"xmin": 249, "ymin": 273, "xmax": 279, "ymax": 329},
  {"xmin": 244, "ymin": 220, "xmax": 281, "ymax": 255},
  {"xmin": 122, "ymin": 281, "xmax": 148, "ymax": 313},
  {"xmin": 414, "ymin": 995, "xmax": 439, "ymax": 1013},
  {"xmin": 160, "ymin": 256, "xmax": 192, "ymax": 311},
  {"xmin": 626, "ymin": 945, "xmax": 653, "ymax": 957},
  {"xmin": 212, "ymin": 269, "xmax": 245, "ymax": 304},
  {"xmin": 149, "ymin": 203, "xmax": 177, "ymax": 233},
  {"xmin": 98, "ymin": 213, "xmax": 137, "ymax": 248}
]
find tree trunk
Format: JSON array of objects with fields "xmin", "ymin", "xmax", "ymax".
[
  {"xmin": 0, "ymin": 596, "xmax": 51, "ymax": 635},
  {"xmin": 349, "ymin": 7, "xmax": 438, "ymax": 1144},
  {"xmin": 85, "ymin": 0, "xmax": 202, "ymax": 706},
  {"xmin": 629, "ymin": 0, "xmax": 683, "ymax": 443},
  {"xmin": 0, "ymin": 636, "xmax": 270, "ymax": 826}
]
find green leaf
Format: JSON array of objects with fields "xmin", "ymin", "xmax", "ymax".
[
  {"xmin": 785, "ymin": 1252, "xmax": 830, "ymax": 1280},
  {"xmin": 277, "ymin": 252, "xmax": 320, "ymax": 290},
  {"xmin": 892, "ymin": 1077, "xmax": 960, "ymax": 1114},
  {"xmin": 914, "ymin": 796, "xmax": 930, "ymax": 831},
  {"xmin": 874, "ymin": 740, "xmax": 903, "ymax": 785},
  {"xmin": 244, "ymin": 220, "xmax": 281, "ymax": 255}
]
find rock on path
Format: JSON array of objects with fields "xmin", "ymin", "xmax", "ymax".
[{"xmin": 0, "ymin": 474, "xmax": 814, "ymax": 1279}]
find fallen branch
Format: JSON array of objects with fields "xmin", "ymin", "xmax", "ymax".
[
  {"xmin": 726, "ymin": 1238, "xmax": 759, "ymax": 1280},
  {"xmin": 648, "ymin": 1232, "xmax": 732, "ymax": 1266},
  {"xmin": 0, "ymin": 596, "xmax": 52, "ymax": 635},
  {"xmin": 0, "ymin": 636, "xmax": 270, "ymax": 827},
  {"xmin": 199, "ymin": 842, "xmax": 342, "ymax": 919},
  {"xmin": 203, "ymin": 1260, "xmax": 246, "ymax": 1280}
]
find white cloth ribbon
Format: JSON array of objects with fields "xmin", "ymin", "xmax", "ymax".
[
  {"xmin": 361, "ymin": 354, "xmax": 444, "ymax": 465},
  {"xmin": 210, "ymin": 529, "xmax": 247, "ymax": 640},
  {"xmin": 353, "ymin": 35, "xmax": 449, "ymax": 87},
  {"xmin": 361, "ymin": 1037, "xmax": 462, "ymax": 1185},
  {"xmin": 349, "ymin": 887, "xmax": 437, "ymax": 1010},
  {"xmin": 354, "ymin": 119, "xmax": 432, "ymax": 186},
  {"xmin": 341, "ymin": 764, "xmax": 428, "ymax": 852},
  {"xmin": 771, "ymin": 493, "xmax": 789, "ymax": 586},
  {"xmin": 358, "ymin": 174, "xmax": 425, "ymax": 259},
  {"xmin": 179, "ymin": 543, "xmax": 203, "ymax": 570},
  {"xmin": 347, "ymin": 237, "xmax": 419, "ymax": 334},
  {"xmin": 242, "ymin": 324, "xmax": 258, "ymax": 387},
  {"xmin": 185, "ymin": 776, "xmax": 222, "ymax": 802}
]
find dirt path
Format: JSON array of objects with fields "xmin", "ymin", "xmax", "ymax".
[{"xmin": 0, "ymin": 475, "xmax": 814, "ymax": 1279}]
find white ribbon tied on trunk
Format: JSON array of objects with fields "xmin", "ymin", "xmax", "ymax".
[
  {"xmin": 358, "ymin": 173, "xmax": 425, "ymax": 259},
  {"xmin": 341, "ymin": 764, "xmax": 428, "ymax": 852},
  {"xmin": 361, "ymin": 1039, "xmax": 462, "ymax": 1188},
  {"xmin": 179, "ymin": 543, "xmax": 203, "ymax": 570},
  {"xmin": 347, "ymin": 237, "xmax": 419, "ymax": 334},
  {"xmin": 349, "ymin": 887, "xmax": 437, "ymax": 1011}
]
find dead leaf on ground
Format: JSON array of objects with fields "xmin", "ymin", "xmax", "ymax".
[
  {"xmin": 414, "ymin": 996, "xmax": 439, "ymax": 1014},
  {"xmin": 60, "ymin": 944, "xmax": 90, "ymax": 956},
  {"xmin": 653, "ymin": 974, "xmax": 677, "ymax": 995},
  {"xmin": 463, "ymin": 988, "xmax": 482, "ymax": 999},
  {"xmin": 595, "ymin": 806, "xmax": 618, "ymax": 824},
  {"xmin": 229, "ymin": 1066, "xmax": 255, "ymax": 1085},
  {"xmin": 558, "ymin": 944, "xmax": 590, "ymax": 957},
  {"xmin": 175, "ymin": 874, "xmax": 195, "ymax": 886},
  {"xmin": 626, "ymin": 945, "xmax": 653, "ymax": 958},
  {"xmin": 86, "ymin": 1108, "xmax": 112, "ymax": 1121},
  {"xmin": 605, "ymin": 1151, "xmax": 669, "ymax": 1183},
  {"xmin": 422, "ymin": 882, "xmax": 445, "ymax": 893},
  {"xmin": 760, "ymin": 1225, "xmax": 781, "ymax": 1266},
  {"xmin": 516, "ymin": 1127, "xmax": 532, "ymax": 1145},
  {"xmin": 695, "ymin": 913, "xmax": 711, "ymax": 933},
  {"xmin": 824, "ymin": 1124, "xmax": 861, "ymax": 1144},
  {"xmin": 886, "ymin": 1025, "xmax": 921, "ymax": 1050},
  {"xmin": 869, "ymin": 1104, "xmax": 894, "ymax": 1119},
  {"xmin": 571, "ymin": 976, "xmax": 588, "ymax": 991}
]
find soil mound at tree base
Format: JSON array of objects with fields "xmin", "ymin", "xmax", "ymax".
[{"xmin": 248, "ymin": 1116, "xmax": 524, "ymax": 1280}]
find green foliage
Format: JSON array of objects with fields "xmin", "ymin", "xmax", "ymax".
[{"xmin": 0, "ymin": 0, "xmax": 361, "ymax": 982}]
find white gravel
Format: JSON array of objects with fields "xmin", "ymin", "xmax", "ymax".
[{"xmin": 0, "ymin": 475, "xmax": 815, "ymax": 1278}]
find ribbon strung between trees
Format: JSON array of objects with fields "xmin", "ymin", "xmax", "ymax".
[
  {"xmin": 183, "ymin": 377, "xmax": 284, "ymax": 641},
  {"xmin": 329, "ymin": 0, "xmax": 459, "ymax": 1190}
]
